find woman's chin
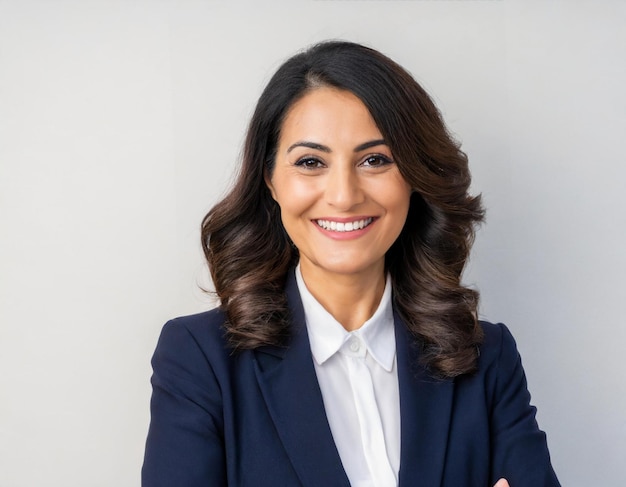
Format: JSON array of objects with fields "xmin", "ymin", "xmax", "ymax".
[{"xmin": 299, "ymin": 255, "xmax": 385, "ymax": 280}]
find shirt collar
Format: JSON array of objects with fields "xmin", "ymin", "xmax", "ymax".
[{"xmin": 295, "ymin": 264, "xmax": 396, "ymax": 371}]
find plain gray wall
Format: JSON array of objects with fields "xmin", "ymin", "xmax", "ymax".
[{"xmin": 1, "ymin": 1, "xmax": 624, "ymax": 485}]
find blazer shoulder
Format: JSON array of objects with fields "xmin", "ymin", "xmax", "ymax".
[
  {"xmin": 155, "ymin": 307, "xmax": 233, "ymax": 368},
  {"xmin": 165, "ymin": 307, "xmax": 228, "ymax": 339},
  {"xmin": 476, "ymin": 320, "xmax": 520, "ymax": 371}
]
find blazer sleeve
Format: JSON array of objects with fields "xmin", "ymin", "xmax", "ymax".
[
  {"xmin": 142, "ymin": 319, "xmax": 227, "ymax": 487},
  {"xmin": 489, "ymin": 323, "xmax": 561, "ymax": 486}
]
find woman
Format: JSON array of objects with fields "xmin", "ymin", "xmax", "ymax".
[{"xmin": 142, "ymin": 41, "xmax": 560, "ymax": 486}]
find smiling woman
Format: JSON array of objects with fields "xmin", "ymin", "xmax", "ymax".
[
  {"xmin": 265, "ymin": 87, "xmax": 412, "ymax": 328},
  {"xmin": 142, "ymin": 41, "xmax": 560, "ymax": 487}
]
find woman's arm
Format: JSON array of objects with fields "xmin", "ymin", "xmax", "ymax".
[
  {"xmin": 489, "ymin": 324, "xmax": 560, "ymax": 486},
  {"xmin": 142, "ymin": 319, "xmax": 227, "ymax": 487}
]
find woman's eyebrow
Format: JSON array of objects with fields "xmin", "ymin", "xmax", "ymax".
[
  {"xmin": 354, "ymin": 139, "xmax": 387, "ymax": 152},
  {"xmin": 286, "ymin": 141, "xmax": 331, "ymax": 153},
  {"xmin": 286, "ymin": 139, "xmax": 387, "ymax": 154}
]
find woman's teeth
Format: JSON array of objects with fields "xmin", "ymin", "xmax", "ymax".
[{"xmin": 315, "ymin": 217, "xmax": 373, "ymax": 232}]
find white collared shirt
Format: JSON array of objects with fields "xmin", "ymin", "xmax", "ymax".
[{"xmin": 296, "ymin": 265, "xmax": 401, "ymax": 487}]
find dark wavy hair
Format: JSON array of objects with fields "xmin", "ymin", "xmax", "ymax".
[{"xmin": 201, "ymin": 41, "xmax": 485, "ymax": 378}]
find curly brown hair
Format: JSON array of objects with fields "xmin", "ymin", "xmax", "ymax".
[{"xmin": 201, "ymin": 41, "xmax": 485, "ymax": 378}]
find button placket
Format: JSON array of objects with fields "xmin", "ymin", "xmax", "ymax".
[{"xmin": 344, "ymin": 340, "xmax": 397, "ymax": 486}]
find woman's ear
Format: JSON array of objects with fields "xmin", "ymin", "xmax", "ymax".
[{"xmin": 264, "ymin": 170, "xmax": 277, "ymax": 201}]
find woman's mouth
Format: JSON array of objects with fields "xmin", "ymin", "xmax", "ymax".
[{"xmin": 315, "ymin": 217, "xmax": 374, "ymax": 232}]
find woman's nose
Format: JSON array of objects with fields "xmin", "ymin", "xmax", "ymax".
[{"xmin": 324, "ymin": 166, "xmax": 365, "ymax": 210}]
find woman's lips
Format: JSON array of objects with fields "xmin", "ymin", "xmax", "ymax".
[
  {"xmin": 312, "ymin": 217, "xmax": 378, "ymax": 240},
  {"xmin": 314, "ymin": 217, "xmax": 374, "ymax": 232}
]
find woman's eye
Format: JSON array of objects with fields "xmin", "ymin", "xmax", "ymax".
[
  {"xmin": 294, "ymin": 158, "xmax": 324, "ymax": 169},
  {"xmin": 362, "ymin": 155, "xmax": 392, "ymax": 167}
]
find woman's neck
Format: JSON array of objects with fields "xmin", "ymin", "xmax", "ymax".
[{"xmin": 299, "ymin": 262, "xmax": 387, "ymax": 332}]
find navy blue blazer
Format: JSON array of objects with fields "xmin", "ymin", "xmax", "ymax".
[{"xmin": 142, "ymin": 272, "xmax": 560, "ymax": 486}]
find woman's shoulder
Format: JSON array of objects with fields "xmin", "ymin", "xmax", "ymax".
[
  {"xmin": 476, "ymin": 320, "xmax": 521, "ymax": 370},
  {"xmin": 164, "ymin": 307, "xmax": 227, "ymax": 335},
  {"xmin": 153, "ymin": 307, "xmax": 232, "ymax": 368}
]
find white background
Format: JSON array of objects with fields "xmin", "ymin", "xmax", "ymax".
[{"xmin": 1, "ymin": 1, "xmax": 625, "ymax": 486}]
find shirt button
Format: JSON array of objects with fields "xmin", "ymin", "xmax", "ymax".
[{"xmin": 349, "ymin": 337, "xmax": 360, "ymax": 353}]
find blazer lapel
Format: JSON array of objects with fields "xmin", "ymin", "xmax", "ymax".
[
  {"xmin": 252, "ymin": 272, "xmax": 350, "ymax": 487},
  {"xmin": 395, "ymin": 312, "xmax": 454, "ymax": 487}
]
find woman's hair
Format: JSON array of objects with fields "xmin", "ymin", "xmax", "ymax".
[{"xmin": 201, "ymin": 40, "xmax": 485, "ymax": 378}]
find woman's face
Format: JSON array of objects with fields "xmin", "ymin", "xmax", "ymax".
[{"xmin": 266, "ymin": 87, "xmax": 412, "ymax": 282}]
